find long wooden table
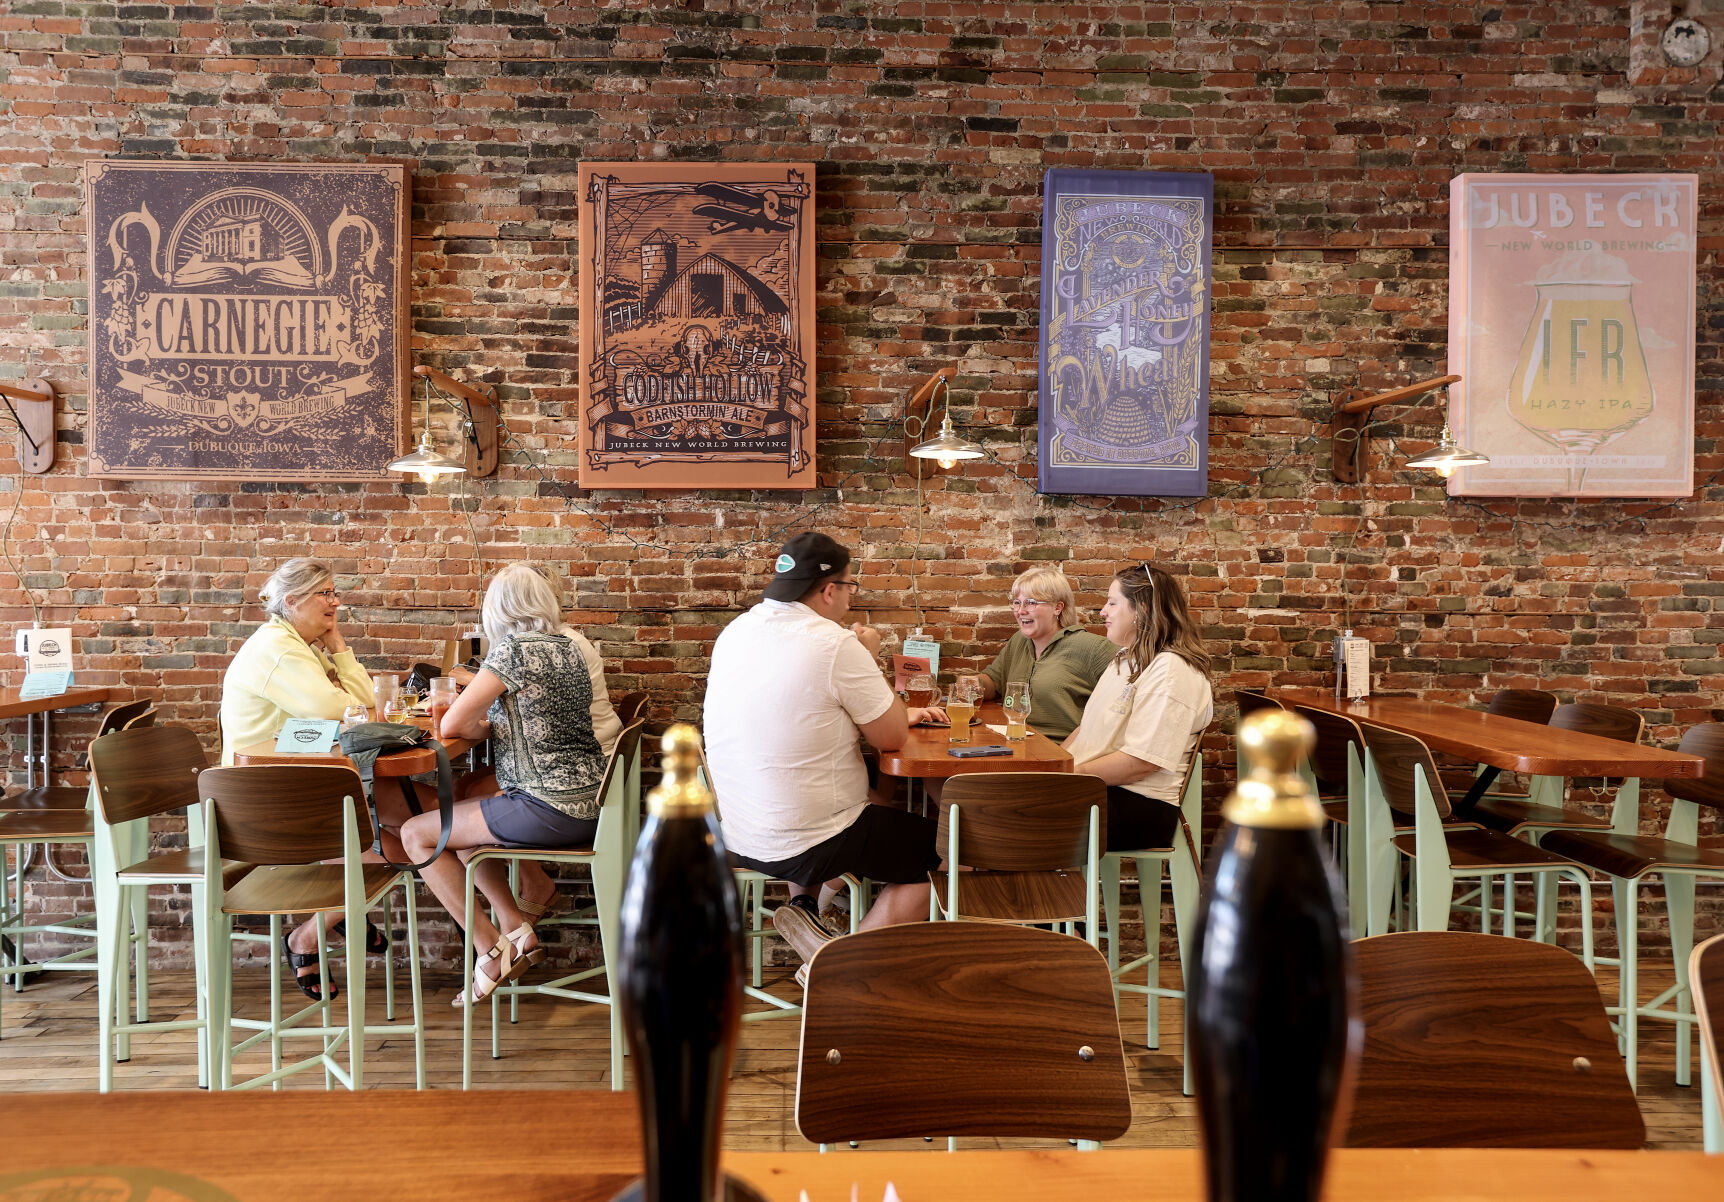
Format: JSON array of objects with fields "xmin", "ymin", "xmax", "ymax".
[
  {"xmin": 876, "ymin": 702, "xmax": 1073, "ymax": 779},
  {"xmin": 4, "ymin": 1089, "xmax": 1720, "ymax": 1201},
  {"xmin": 0, "ymin": 684, "xmax": 112, "ymax": 788},
  {"xmin": 1275, "ymin": 689, "xmax": 1705, "ymax": 784}
]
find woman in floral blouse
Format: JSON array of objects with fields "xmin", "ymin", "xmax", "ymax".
[{"xmin": 401, "ymin": 563, "xmax": 612, "ymax": 1006}]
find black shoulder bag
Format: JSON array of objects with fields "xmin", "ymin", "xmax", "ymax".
[{"xmin": 337, "ymin": 721, "xmax": 454, "ymax": 871}]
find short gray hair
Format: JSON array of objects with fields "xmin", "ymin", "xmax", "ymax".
[
  {"xmin": 481, "ymin": 563, "xmax": 573, "ymax": 647},
  {"xmin": 1010, "ymin": 567, "xmax": 1081, "ymax": 628},
  {"xmin": 260, "ymin": 558, "xmax": 333, "ymax": 620}
]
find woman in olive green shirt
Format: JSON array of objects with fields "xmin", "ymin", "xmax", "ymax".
[{"xmin": 964, "ymin": 567, "xmax": 1116, "ymax": 739}]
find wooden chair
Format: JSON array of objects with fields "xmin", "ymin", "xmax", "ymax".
[
  {"xmin": 1098, "ymin": 732, "xmax": 1206, "ymax": 1097},
  {"xmin": 932, "ymin": 771, "xmax": 1103, "ymax": 940},
  {"xmin": 0, "ymin": 796, "xmax": 98, "ymax": 1037},
  {"xmin": 1690, "ymin": 932, "xmax": 1724, "ymax": 1152},
  {"xmin": 1542, "ymin": 722, "xmax": 1724, "ymax": 1091},
  {"xmin": 1344, "ymin": 931, "xmax": 1643, "ymax": 1148},
  {"xmin": 1294, "ymin": 704, "xmax": 1370, "ymax": 935},
  {"xmin": 795, "ymin": 922, "xmax": 1131, "ymax": 1149},
  {"xmin": 1234, "ymin": 689, "xmax": 1281, "ymax": 777},
  {"xmin": 460, "ymin": 717, "xmax": 645, "ymax": 1089},
  {"xmin": 88, "ymin": 724, "xmax": 254, "ymax": 1090},
  {"xmin": 198, "ymin": 763, "xmax": 425, "ymax": 1091},
  {"xmin": 1356, "ymin": 722, "xmax": 1592, "ymax": 964},
  {"xmin": 1464, "ymin": 702, "xmax": 1642, "ymax": 839},
  {"xmin": 1, "ymin": 698, "xmax": 154, "ymax": 812}
]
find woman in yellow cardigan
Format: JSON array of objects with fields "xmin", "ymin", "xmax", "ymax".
[{"xmin": 219, "ymin": 556, "xmax": 381, "ymax": 1001}]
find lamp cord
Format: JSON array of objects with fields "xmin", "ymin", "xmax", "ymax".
[{"xmin": 2, "ymin": 456, "xmax": 40, "ymax": 629}]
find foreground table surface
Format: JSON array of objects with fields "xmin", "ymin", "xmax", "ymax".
[
  {"xmin": 233, "ymin": 715, "xmax": 479, "ymax": 774},
  {"xmin": 4, "ymin": 1089, "xmax": 1721, "ymax": 1201},
  {"xmin": 877, "ymin": 702, "xmax": 1074, "ymax": 778},
  {"xmin": 1276, "ymin": 688, "xmax": 1705, "ymax": 779}
]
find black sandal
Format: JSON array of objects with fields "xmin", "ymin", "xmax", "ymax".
[
  {"xmin": 331, "ymin": 918, "xmax": 388, "ymax": 955},
  {"xmin": 281, "ymin": 932, "xmax": 339, "ymax": 1002}
]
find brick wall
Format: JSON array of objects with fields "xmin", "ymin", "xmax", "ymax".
[{"xmin": 2, "ymin": 3, "xmax": 1721, "ymax": 965}]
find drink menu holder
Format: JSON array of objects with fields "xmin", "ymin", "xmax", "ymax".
[
  {"xmin": 1340, "ymin": 635, "xmax": 1371, "ymax": 700},
  {"xmin": 19, "ymin": 627, "xmax": 75, "ymax": 700}
]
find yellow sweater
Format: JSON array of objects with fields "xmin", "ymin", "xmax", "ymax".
[{"xmin": 219, "ymin": 616, "xmax": 374, "ymax": 764}]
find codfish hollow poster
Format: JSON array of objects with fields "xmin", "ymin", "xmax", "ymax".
[{"xmin": 1448, "ymin": 173, "xmax": 1697, "ymax": 498}]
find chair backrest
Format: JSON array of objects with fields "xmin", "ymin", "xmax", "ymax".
[
  {"xmin": 1663, "ymin": 722, "xmax": 1724, "ymax": 813},
  {"xmin": 1484, "ymin": 688, "xmax": 1557, "ymax": 725},
  {"xmin": 122, "ymin": 708, "xmax": 157, "ymax": 730},
  {"xmin": 1293, "ymin": 704, "xmax": 1363, "ymax": 796},
  {"xmin": 1234, "ymin": 689, "xmax": 1281, "ymax": 720},
  {"xmin": 1548, "ymin": 701, "xmax": 1643, "ymax": 744},
  {"xmin": 97, "ymin": 698, "xmax": 155, "ymax": 737},
  {"xmin": 197, "ymin": 764, "xmax": 372, "ymax": 865},
  {"xmin": 1357, "ymin": 721, "xmax": 1450, "ymax": 820},
  {"xmin": 937, "ymin": 772, "xmax": 1104, "ymax": 872},
  {"xmin": 1345, "ymin": 931, "xmax": 1644, "ymax": 1148},
  {"xmin": 596, "ymin": 718, "xmax": 647, "ymax": 808},
  {"xmin": 795, "ymin": 922, "xmax": 1131, "ymax": 1143},
  {"xmin": 613, "ymin": 690, "xmax": 649, "ymax": 727},
  {"xmin": 89, "ymin": 725, "xmax": 211, "ymax": 826},
  {"xmin": 1691, "ymin": 932, "xmax": 1724, "ymax": 1133}
]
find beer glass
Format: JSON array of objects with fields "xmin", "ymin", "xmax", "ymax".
[
  {"xmin": 341, "ymin": 704, "xmax": 369, "ymax": 730},
  {"xmin": 428, "ymin": 677, "xmax": 458, "ymax": 739},
  {"xmin": 382, "ymin": 697, "xmax": 410, "ymax": 724},
  {"xmin": 371, "ymin": 673, "xmax": 399, "ymax": 718},
  {"xmin": 1002, "ymin": 680, "xmax": 1032, "ymax": 740},
  {"xmin": 904, "ymin": 673, "xmax": 936, "ymax": 710},
  {"xmin": 946, "ymin": 678, "xmax": 980, "ymax": 744}
]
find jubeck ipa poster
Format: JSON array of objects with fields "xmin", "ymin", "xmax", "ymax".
[
  {"xmin": 577, "ymin": 162, "xmax": 816, "ymax": 490},
  {"xmin": 1448, "ymin": 173, "xmax": 1697, "ymax": 498}
]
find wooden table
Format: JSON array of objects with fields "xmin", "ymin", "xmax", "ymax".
[
  {"xmin": 234, "ymin": 718, "xmax": 483, "ymax": 814},
  {"xmin": 876, "ymin": 703, "xmax": 1073, "ymax": 780},
  {"xmin": 1276, "ymin": 689, "xmax": 1705, "ymax": 785},
  {"xmin": 4, "ymin": 1088, "xmax": 1721, "ymax": 1202},
  {"xmin": 0, "ymin": 684, "xmax": 111, "ymax": 788}
]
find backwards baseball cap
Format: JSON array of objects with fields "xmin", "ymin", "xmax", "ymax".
[{"xmin": 764, "ymin": 532, "xmax": 852, "ymax": 602}]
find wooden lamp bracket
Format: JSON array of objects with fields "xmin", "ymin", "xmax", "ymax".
[
  {"xmin": 904, "ymin": 364, "xmax": 959, "ymax": 469},
  {"xmin": 1329, "ymin": 374, "xmax": 1460, "ymax": 485},
  {"xmin": 0, "ymin": 379, "xmax": 55, "ymax": 474},
  {"xmin": 412, "ymin": 365, "xmax": 500, "ymax": 477}
]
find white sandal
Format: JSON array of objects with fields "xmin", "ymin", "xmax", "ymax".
[
  {"xmin": 452, "ymin": 933, "xmax": 515, "ymax": 1008},
  {"xmin": 505, "ymin": 923, "xmax": 547, "ymax": 974}
]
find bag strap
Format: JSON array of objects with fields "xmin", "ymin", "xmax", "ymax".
[{"xmin": 367, "ymin": 740, "xmax": 456, "ymax": 872}]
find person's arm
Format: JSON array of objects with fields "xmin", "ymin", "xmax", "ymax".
[
  {"xmin": 858, "ymin": 697, "xmax": 911, "ymax": 750},
  {"xmin": 258, "ymin": 642, "xmax": 372, "ymax": 721},
  {"xmin": 440, "ymin": 667, "xmax": 503, "ymax": 741},
  {"xmin": 1073, "ymin": 748, "xmax": 1162, "ymax": 786}
]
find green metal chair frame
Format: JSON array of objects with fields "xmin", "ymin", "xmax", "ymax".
[
  {"xmin": 199, "ymin": 763, "xmax": 425, "ymax": 1091},
  {"xmin": 1692, "ymin": 932, "xmax": 1724, "ymax": 1152},
  {"xmin": 459, "ymin": 717, "xmax": 646, "ymax": 1090}
]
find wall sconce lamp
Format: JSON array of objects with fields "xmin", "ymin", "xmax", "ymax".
[
  {"xmin": 0, "ymin": 378, "xmax": 56, "ymax": 474},
  {"xmin": 906, "ymin": 366, "xmax": 983, "ymax": 470},
  {"xmin": 1331, "ymin": 372, "xmax": 1489, "ymax": 483},
  {"xmin": 389, "ymin": 365, "xmax": 502, "ymax": 485}
]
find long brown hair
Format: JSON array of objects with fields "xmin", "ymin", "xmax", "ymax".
[{"xmin": 1112, "ymin": 563, "xmax": 1211, "ymax": 680}]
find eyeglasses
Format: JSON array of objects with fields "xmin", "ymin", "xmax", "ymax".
[
  {"xmin": 1009, "ymin": 598, "xmax": 1054, "ymax": 610},
  {"xmin": 308, "ymin": 588, "xmax": 340, "ymax": 601},
  {"xmin": 832, "ymin": 578, "xmax": 864, "ymax": 593}
]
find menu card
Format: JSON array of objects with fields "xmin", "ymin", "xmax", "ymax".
[
  {"xmin": 892, "ymin": 654, "xmax": 931, "ymax": 692},
  {"xmin": 273, "ymin": 719, "xmax": 341, "ymax": 753}
]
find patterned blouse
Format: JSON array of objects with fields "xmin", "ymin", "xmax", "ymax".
[{"xmin": 482, "ymin": 632, "xmax": 608, "ymax": 820}]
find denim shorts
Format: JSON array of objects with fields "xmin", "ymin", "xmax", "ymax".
[{"xmin": 479, "ymin": 787, "xmax": 600, "ymax": 850}]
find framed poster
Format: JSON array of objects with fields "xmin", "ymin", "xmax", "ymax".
[
  {"xmin": 84, "ymin": 160, "xmax": 409, "ymax": 480},
  {"xmin": 1448, "ymin": 173, "xmax": 1697, "ymax": 497},
  {"xmin": 577, "ymin": 162, "xmax": 816, "ymax": 490},
  {"xmin": 1038, "ymin": 169, "xmax": 1213, "ymax": 497}
]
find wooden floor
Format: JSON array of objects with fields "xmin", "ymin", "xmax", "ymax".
[{"xmin": 0, "ymin": 955, "xmax": 1705, "ymax": 1151}]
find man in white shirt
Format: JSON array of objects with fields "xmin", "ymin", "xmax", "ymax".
[{"xmin": 705, "ymin": 533, "xmax": 942, "ymax": 959}]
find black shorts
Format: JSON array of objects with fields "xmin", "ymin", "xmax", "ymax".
[
  {"xmin": 730, "ymin": 804, "xmax": 939, "ymax": 889},
  {"xmin": 1105, "ymin": 785, "xmax": 1180, "ymax": 853},
  {"xmin": 480, "ymin": 787, "xmax": 600, "ymax": 849}
]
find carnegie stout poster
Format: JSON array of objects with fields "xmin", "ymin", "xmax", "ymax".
[
  {"xmin": 84, "ymin": 161, "xmax": 409, "ymax": 480},
  {"xmin": 1448, "ymin": 173, "xmax": 1697, "ymax": 497},
  {"xmin": 577, "ymin": 162, "xmax": 816, "ymax": 490},
  {"xmin": 1038, "ymin": 169, "xmax": 1213, "ymax": 497}
]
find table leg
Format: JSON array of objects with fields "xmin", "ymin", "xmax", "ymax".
[{"xmin": 1458, "ymin": 765, "xmax": 1502, "ymax": 811}]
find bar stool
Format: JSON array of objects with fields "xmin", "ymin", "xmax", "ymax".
[
  {"xmin": 1, "ymin": 699, "xmax": 154, "ymax": 812},
  {"xmin": 0, "ymin": 805, "xmax": 97, "ymax": 1036},
  {"xmin": 1099, "ymin": 729, "xmax": 1207, "ymax": 1097},
  {"xmin": 460, "ymin": 717, "xmax": 645, "ymax": 1089},
  {"xmin": 198, "ymin": 763, "xmax": 425, "ymax": 1091},
  {"xmin": 88, "ymin": 724, "xmax": 254, "ymax": 1090}
]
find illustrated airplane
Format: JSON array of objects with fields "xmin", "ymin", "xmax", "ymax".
[{"xmin": 692, "ymin": 183, "xmax": 797, "ymax": 234}]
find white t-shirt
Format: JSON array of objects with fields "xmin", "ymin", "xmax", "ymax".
[
  {"xmin": 1067, "ymin": 651, "xmax": 1213, "ymax": 803},
  {"xmin": 703, "ymin": 599, "xmax": 897, "ymax": 861}
]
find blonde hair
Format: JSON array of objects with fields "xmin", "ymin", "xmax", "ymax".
[
  {"xmin": 1009, "ymin": 567, "xmax": 1081, "ymax": 629},
  {"xmin": 481, "ymin": 563, "xmax": 576, "ymax": 647},
  {"xmin": 260, "ymin": 558, "xmax": 333, "ymax": 620},
  {"xmin": 1112, "ymin": 564, "xmax": 1211, "ymax": 679}
]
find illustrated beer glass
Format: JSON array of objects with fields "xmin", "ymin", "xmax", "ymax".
[
  {"xmin": 1506, "ymin": 270, "xmax": 1654, "ymax": 493},
  {"xmin": 946, "ymin": 678, "xmax": 979, "ymax": 744},
  {"xmin": 1002, "ymin": 680, "xmax": 1031, "ymax": 740}
]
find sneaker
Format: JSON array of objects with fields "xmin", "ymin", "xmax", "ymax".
[{"xmin": 772, "ymin": 901, "xmax": 837, "ymax": 966}]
